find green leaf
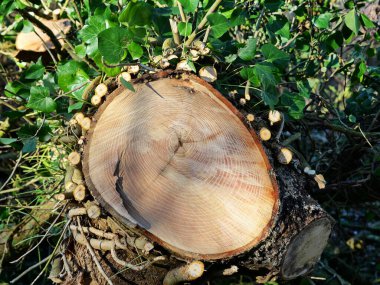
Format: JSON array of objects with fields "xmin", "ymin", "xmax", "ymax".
[
  {"xmin": 127, "ymin": 42, "xmax": 143, "ymax": 60},
  {"xmin": 119, "ymin": 2, "xmax": 153, "ymax": 26},
  {"xmin": 0, "ymin": 138, "xmax": 17, "ymax": 145},
  {"xmin": 264, "ymin": 0, "xmax": 284, "ymax": 12},
  {"xmin": 24, "ymin": 61, "xmax": 45, "ymax": 80},
  {"xmin": 253, "ymin": 62, "xmax": 280, "ymax": 88},
  {"xmin": 281, "ymin": 92, "xmax": 305, "ymax": 119},
  {"xmin": 98, "ymin": 27, "xmax": 133, "ymax": 64},
  {"xmin": 238, "ymin": 38, "xmax": 257, "ymax": 61},
  {"xmin": 75, "ymin": 44, "xmax": 87, "ymax": 58},
  {"xmin": 27, "ymin": 86, "xmax": 57, "ymax": 113},
  {"xmin": 348, "ymin": 114, "xmax": 356, "ymax": 123},
  {"xmin": 261, "ymin": 86, "xmax": 279, "ymax": 109},
  {"xmin": 344, "ymin": 9, "xmax": 360, "ymax": 35},
  {"xmin": 352, "ymin": 61, "xmax": 367, "ymax": 83},
  {"xmin": 22, "ymin": 137, "xmax": 37, "ymax": 153},
  {"xmin": 207, "ymin": 13, "xmax": 229, "ymax": 38},
  {"xmin": 79, "ymin": 15, "xmax": 106, "ymax": 43},
  {"xmin": 313, "ymin": 12, "xmax": 332, "ymax": 29},
  {"xmin": 178, "ymin": 0, "xmax": 199, "ymax": 13},
  {"xmin": 360, "ymin": 14, "xmax": 375, "ymax": 29},
  {"xmin": 240, "ymin": 67, "xmax": 260, "ymax": 87},
  {"xmin": 121, "ymin": 77, "xmax": 135, "ymax": 92},
  {"xmin": 68, "ymin": 102, "xmax": 84, "ymax": 113},
  {"xmin": 57, "ymin": 61, "xmax": 90, "ymax": 100},
  {"xmin": 261, "ymin": 44, "xmax": 290, "ymax": 68},
  {"xmin": 267, "ymin": 15, "xmax": 290, "ymax": 39},
  {"xmin": 178, "ymin": 22, "xmax": 192, "ymax": 37}
]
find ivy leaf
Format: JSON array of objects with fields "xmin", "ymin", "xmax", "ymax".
[
  {"xmin": 261, "ymin": 44, "xmax": 289, "ymax": 68},
  {"xmin": 27, "ymin": 86, "xmax": 57, "ymax": 113},
  {"xmin": 0, "ymin": 138, "xmax": 17, "ymax": 145},
  {"xmin": 121, "ymin": 77, "xmax": 135, "ymax": 92},
  {"xmin": 240, "ymin": 67, "xmax": 260, "ymax": 87},
  {"xmin": 98, "ymin": 27, "xmax": 133, "ymax": 64},
  {"xmin": 344, "ymin": 9, "xmax": 360, "ymax": 35},
  {"xmin": 253, "ymin": 62, "xmax": 280, "ymax": 87},
  {"xmin": 281, "ymin": 92, "xmax": 305, "ymax": 119},
  {"xmin": 127, "ymin": 42, "xmax": 143, "ymax": 60},
  {"xmin": 178, "ymin": 0, "xmax": 199, "ymax": 13},
  {"xmin": 360, "ymin": 14, "xmax": 375, "ymax": 29},
  {"xmin": 119, "ymin": 2, "xmax": 153, "ymax": 26},
  {"xmin": 57, "ymin": 61, "xmax": 90, "ymax": 100},
  {"xmin": 313, "ymin": 12, "xmax": 332, "ymax": 29},
  {"xmin": 178, "ymin": 22, "xmax": 192, "ymax": 37},
  {"xmin": 238, "ymin": 38, "xmax": 257, "ymax": 61},
  {"xmin": 79, "ymin": 15, "xmax": 106, "ymax": 43},
  {"xmin": 22, "ymin": 137, "xmax": 37, "ymax": 153},
  {"xmin": 261, "ymin": 86, "xmax": 279, "ymax": 109},
  {"xmin": 267, "ymin": 15, "xmax": 290, "ymax": 39},
  {"xmin": 207, "ymin": 13, "xmax": 229, "ymax": 38},
  {"xmin": 24, "ymin": 60, "xmax": 45, "ymax": 80}
]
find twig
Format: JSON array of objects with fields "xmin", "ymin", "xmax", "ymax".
[
  {"xmin": 280, "ymin": 31, "xmax": 301, "ymax": 49},
  {"xmin": 202, "ymin": 26, "xmax": 211, "ymax": 43},
  {"xmin": 169, "ymin": 19, "xmax": 181, "ymax": 45},
  {"xmin": 275, "ymin": 113, "xmax": 285, "ymax": 141},
  {"xmin": 77, "ymin": 217, "xmax": 114, "ymax": 285},
  {"xmin": 305, "ymin": 121, "xmax": 380, "ymax": 138},
  {"xmin": 177, "ymin": 1, "xmax": 186, "ymax": 22},
  {"xmin": 184, "ymin": 0, "xmax": 222, "ymax": 46},
  {"xmin": 101, "ymin": 58, "xmax": 156, "ymax": 72},
  {"xmin": 0, "ymin": 151, "xmax": 22, "ymax": 192},
  {"xmin": 10, "ymin": 254, "xmax": 53, "ymax": 284},
  {"xmin": 10, "ymin": 203, "xmax": 67, "ymax": 263},
  {"xmin": 110, "ymin": 245, "xmax": 165, "ymax": 271},
  {"xmin": 33, "ymin": 30, "xmax": 57, "ymax": 65},
  {"xmin": 30, "ymin": 219, "xmax": 71, "ymax": 285}
]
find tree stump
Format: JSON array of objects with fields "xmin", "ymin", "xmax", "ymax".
[{"xmin": 77, "ymin": 73, "xmax": 333, "ymax": 284}]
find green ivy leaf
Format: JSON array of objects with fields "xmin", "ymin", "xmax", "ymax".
[
  {"xmin": 22, "ymin": 137, "xmax": 37, "ymax": 153},
  {"xmin": 178, "ymin": 0, "xmax": 199, "ymax": 13},
  {"xmin": 121, "ymin": 77, "xmax": 135, "ymax": 92},
  {"xmin": 254, "ymin": 62, "xmax": 280, "ymax": 88},
  {"xmin": 207, "ymin": 13, "xmax": 229, "ymax": 38},
  {"xmin": 98, "ymin": 27, "xmax": 133, "ymax": 64},
  {"xmin": 344, "ymin": 9, "xmax": 360, "ymax": 35},
  {"xmin": 27, "ymin": 86, "xmax": 57, "ymax": 113},
  {"xmin": 360, "ymin": 14, "xmax": 375, "ymax": 29},
  {"xmin": 178, "ymin": 22, "xmax": 192, "ymax": 37},
  {"xmin": 261, "ymin": 86, "xmax": 279, "ymax": 109},
  {"xmin": 127, "ymin": 42, "xmax": 143, "ymax": 60},
  {"xmin": 238, "ymin": 38, "xmax": 257, "ymax": 61},
  {"xmin": 261, "ymin": 44, "xmax": 290, "ymax": 68},
  {"xmin": 281, "ymin": 92, "xmax": 306, "ymax": 119},
  {"xmin": 79, "ymin": 15, "xmax": 106, "ymax": 43},
  {"xmin": 240, "ymin": 67, "xmax": 260, "ymax": 87},
  {"xmin": 57, "ymin": 61, "xmax": 90, "ymax": 100},
  {"xmin": 24, "ymin": 60, "xmax": 45, "ymax": 80},
  {"xmin": 68, "ymin": 102, "xmax": 84, "ymax": 113},
  {"xmin": 0, "ymin": 138, "xmax": 17, "ymax": 145},
  {"xmin": 313, "ymin": 12, "xmax": 332, "ymax": 29},
  {"xmin": 119, "ymin": 2, "xmax": 153, "ymax": 26},
  {"xmin": 267, "ymin": 15, "xmax": 290, "ymax": 39}
]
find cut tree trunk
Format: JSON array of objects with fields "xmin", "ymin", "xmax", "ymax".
[{"xmin": 74, "ymin": 72, "xmax": 333, "ymax": 284}]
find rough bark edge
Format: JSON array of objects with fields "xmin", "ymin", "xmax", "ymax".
[{"xmin": 82, "ymin": 71, "xmax": 280, "ymax": 261}]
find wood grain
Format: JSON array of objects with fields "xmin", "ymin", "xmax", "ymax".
[{"xmin": 83, "ymin": 75, "xmax": 279, "ymax": 259}]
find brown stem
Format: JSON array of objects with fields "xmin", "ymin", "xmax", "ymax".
[{"xmin": 16, "ymin": 10, "xmax": 63, "ymax": 55}]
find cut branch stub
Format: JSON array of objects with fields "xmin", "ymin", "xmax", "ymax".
[{"xmin": 83, "ymin": 75, "xmax": 279, "ymax": 260}]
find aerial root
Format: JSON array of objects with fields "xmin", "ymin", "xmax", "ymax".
[{"xmin": 163, "ymin": 261, "xmax": 205, "ymax": 285}]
